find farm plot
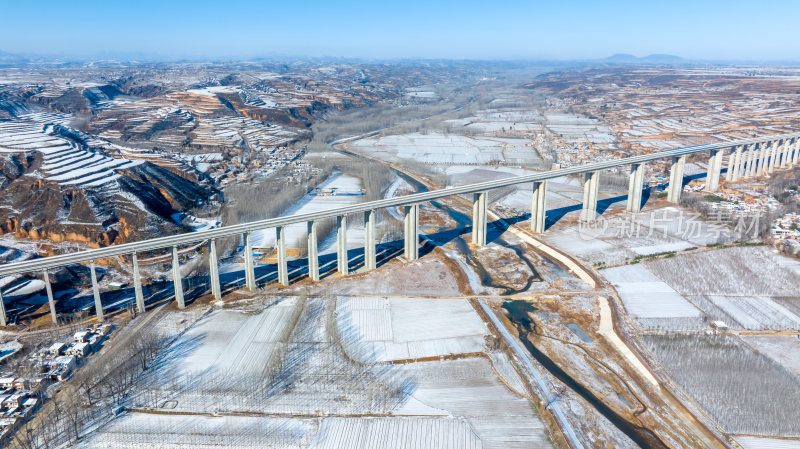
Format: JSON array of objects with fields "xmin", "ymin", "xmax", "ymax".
[
  {"xmin": 544, "ymin": 113, "xmax": 616, "ymax": 145},
  {"xmin": 641, "ymin": 247, "xmax": 800, "ymax": 329},
  {"xmin": 734, "ymin": 435, "xmax": 800, "ymax": 449},
  {"xmin": 311, "ymin": 417, "xmax": 482, "ymax": 449},
  {"xmin": 131, "ymin": 298, "xmax": 416, "ymax": 416},
  {"xmin": 741, "ymin": 335, "xmax": 800, "ymax": 377},
  {"xmin": 447, "ymin": 109, "xmax": 544, "ymax": 133},
  {"xmin": 543, "ymin": 226, "xmax": 685, "ymax": 267},
  {"xmin": 643, "ymin": 334, "xmax": 800, "ymax": 436},
  {"xmin": 0, "ymin": 120, "xmax": 144, "ymax": 187},
  {"xmin": 80, "ymin": 409, "xmax": 503, "ymax": 449},
  {"xmin": 90, "ymin": 297, "xmax": 550, "ymax": 448},
  {"xmin": 630, "ymin": 207, "xmax": 739, "ymax": 246},
  {"xmin": 337, "ymin": 297, "xmax": 489, "ymax": 363},
  {"xmin": 164, "ymin": 302, "xmax": 297, "ymax": 374},
  {"xmin": 688, "ymin": 295, "xmax": 800, "ymax": 330},
  {"xmin": 444, "ymin": 165, "xmax": 535, "ymax": 187},
  {"xmin": 392, "ymin": 358, "xmax": 552, "ymax": 448},
  {"xmin": 645, "ymin": 246, "xmax": 800, "ymax": 297},
  {"xmin": 130, "ymin": 299, "xmax": 301, "ymax": 413},
  {"xmin": 602, "ymin": 264, "xmax": 704, "ymax": 330},
  {"xmin": 250, "ymin": 173, "xmax": 366, "ymax": 251},
  {"xmin": 350, "ymin": 132, "xmax": 543, "ymax": 166},
  {"xmin": 75, "ymin": 413, "xmax": 317, "ymax": 448}
]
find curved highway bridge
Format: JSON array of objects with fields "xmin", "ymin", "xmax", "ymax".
[{"xmin": 1, "ymin": 132, "xmax": 798, "ymax": 325}]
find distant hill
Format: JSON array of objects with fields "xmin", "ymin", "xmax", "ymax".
[
  {"xmin": 604, "ymin": 53, "xmax": 640, "ymax": 63},
  {"xmin": 602, "ymin": 53, "xmax": 685, "ymax": 64},
  {"xmin": 0, "ymin": 50, "xmax": 28, "ymax": 66}
]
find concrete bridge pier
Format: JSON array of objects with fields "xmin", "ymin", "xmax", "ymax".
[
  {"xmin": 727, "ymin": 146, "xmax": 742, "ymax": 181},
  {"xmin": 580, "ymin": 171, "xmax": 599, "ymax": 222},
  {"xmin": 626, "ymin": 163, "xmax": 645, "ymax": 213},
  {"xmin": 208, "ymin": 240, "xmax": 221, "ymax": 300},
  {"xmin": 667, "ymin": 155, "xmax": 686, "ymax": 203},
  {"xmin": 740, "ymin": 145, "xmax": 751, "ymax": 178},
  {"xmin": 705, "ymin": 149, "xmax": 723, "ymax": 192},
  {"xmin": 276, "ymin": 226, "xmax": 289, "ymax": 286},
  {"xmin": 756, "ymin": 142, "xmax": 767, "ymax": 175},
  {"xmin": 781, "ymin": 139, "xmax": 790, "ymax": 168},
  {"xmin": 472, "ymin": 192, "xmax": 488, "ymax": 245},
  {"xmin": 725, "ymin": 148, "xmax": 735, "ymax": 181},
  {"xmin": 733, "ymin": 145, "xmax": 745, "ymax": 180},
  {"xmin": 742, "ymin": 144, "xmax": 752, "ymax": 178},
  {"xmin": 307, "ymin": 221, "xmax": 319, "ymax": 281},
  {"xmin": 244, "ymin": 232, "xmax": 256, "ymax": 291},
  {"xmin": 172, "ymin": 246, "xmax": 185, "ymax": 308},
  {"xmin": 364, "ymin": 210, "xmax": 376, "ymax": 270},
  {"xmin": 763, "ymin": 142, "xmax": 772, "ymax": 174},
  {"xmin": 90, "ymin": 260, "xmax": 103, "ymax": 321},
  {"xmin": 0, "ymin": 290, "xmax": 6, "ymax": 326},
  {"xmin": 43, "ymin": 269, "xmax": 57, "ymax": 324},
  {"xmin": 337, "ymin": 215, "xmax": 349, "ymax": 275},
  {"xmin": 793, "ymin": 138, "xmax": 800, "ymax": 165},
  {"xmin": 768, "ymin": 141, "xmax": 778, "ymax": 173},
  {"xmin": 132, "ymin": 252, "xmax": 146, "ymax": 311},
  {"xmin": 746, "ymin": 144, "xmax": 759, "ymax": 178},
  {"xmin": 531, "ymin": 181, "xmax": 547, "ymax": 233},
  {"xmin": 404, "ymin": 204, "xmax": 419, "ymax": 260}
]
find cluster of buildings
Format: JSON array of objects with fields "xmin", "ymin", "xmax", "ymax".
[
  {"xmin": 0, "ymin": 376, "xmax": 41, "ymax": 439},
  {"xmin": 771, "ymin": 213, "xmax": 800, "ymax": 249},
  {"xmin": 703, "ymin": 191, "xmax": 781, "ymax": 217},
  {"xmin": 552, "ymin": 143, "xmax": 621, "ymax": 168},
  {"xmin": 202, "ymin": 147, "xmax": 309, "ymax": 187},
  {"xmin": 0, "ymin": 324, "xmax": 113, "ymax": 438},
  {"xmin": 34, "ymin": 324, "xmax": 113, "ymax": 382},
  {"xmin": 251, "ymin": 148, "xmax": 309, "ymax": 180}
]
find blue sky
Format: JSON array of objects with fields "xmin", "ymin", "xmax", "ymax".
[{"xmin": 1, "ymin": 0, "xmax": 798, "ymax": 60}]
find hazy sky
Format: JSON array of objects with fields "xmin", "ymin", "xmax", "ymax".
[{"xmin": 2, "ymin": 0, "xmax": 799, "ymax": 60}]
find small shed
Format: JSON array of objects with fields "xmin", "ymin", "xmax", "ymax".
[{"xmin": 710, "ymin": 321, "xmax": 729, "ymax": 331}]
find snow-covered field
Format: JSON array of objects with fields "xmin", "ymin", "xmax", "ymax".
[
  {"xmin": 734, "ymin": 436, "xmax": 800, "ymax": 449},
  {"xmin": 155, "ymin": 300, "xmax": 298, "ymax": 378},
  {"xmin": 0, "ymin": 120, "xmax": 143, "ymax": 187},
  {"xmin": 445, "ymin": 109, "xmax": 544, "ymax": 133},
  {"xmin": 76, "ymin": 414, "xmax": 317, "ymax": 448},
  {"xmin": 312, "ymin": 417, "xmax": 482, "ymax": 449},
  {"xmin": 544, "ymin": 113, "xmax": 616, "ymax": 144},
  {"xmin": 337, "ymin": 296, "xmax": 489, "ymax": 362},
  {"xmin": 603, "ymin": 264, "xmax": 702, "ymax": 320},
  {"xmin": 630, "ymin": 207, "xmax": 739, "ymax": 246},
  {"xmin": 742, "ymin": 335, "xmax": 800, "ymax": 377},
  {"xmin": 88, "ymin": 296, "xmax": 551, "ymax": 448},
  {"xmin": 544, "ymin": 206, "xmax": 739, "ymax": 265},
  {"xmin": 645, "ymin": 246, "xmax": 800, "ymax": 297},
  {"xmin": 644, "ymin": 333, "xmax": 800, "ymax": 436},
  {"xmin": 350, "ymin": 132, "xmax": 543, "ymax": 166},
  {"xmin": 600, "ymin": 246, "xmax": 800, "ymax": 330},
  {"xmin": 689, "ymin": 295, "xmax": 800, "ymax": 330},
  {"xmin": 250, "ymin": 174, "xmax": 366, "ymax": 252},
  {"xmin": 393, "ymin": 358, "xmax": 552, "ymax": 448},
  {"xmin": 444, "ymin": 165, "xmax": 537, "ymax": 187}
]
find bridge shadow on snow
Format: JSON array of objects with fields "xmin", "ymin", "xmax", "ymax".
[{"xmin": 63, "ymin": 182, "xmax": 674, "ymax": 318}]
